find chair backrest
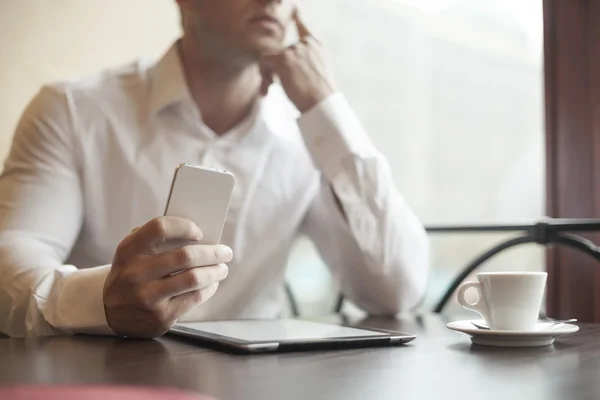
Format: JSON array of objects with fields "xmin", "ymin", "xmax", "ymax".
[{"xmin": 285, "ymin": 219, "xmax": 600, "ymax": 317}]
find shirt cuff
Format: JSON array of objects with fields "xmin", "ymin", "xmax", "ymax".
[
  {"xmin": 296, "ymin": 93, "xmax": 377, "ymax": 182},
  {"xmin": 39, "ymin": 265, "xmax": 114, "ymax": 336}
]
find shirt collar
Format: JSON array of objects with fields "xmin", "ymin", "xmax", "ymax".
[
  {"xmin": 149, "ymin": 41, "xmax": 194, "ymax": 117},
  {"xmin": 148, "ymin": 41, "xmax": 299, "ymax": 142}
]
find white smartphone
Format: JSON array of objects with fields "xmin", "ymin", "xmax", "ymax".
[{"xmin": 163, "ymin": 163, "xmax": 236, "ymax": 245}]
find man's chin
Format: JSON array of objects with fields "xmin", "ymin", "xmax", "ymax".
[{"xmin": 244, "ymin": 37, "xmax": 287, "ymax": 57}]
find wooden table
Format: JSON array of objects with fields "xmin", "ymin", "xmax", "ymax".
[{"xmin": 0, "ymin": 315, "xmax": 598, "ymax": 400}]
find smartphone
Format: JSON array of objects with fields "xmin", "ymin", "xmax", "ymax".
[{"xmin": 163, "ymin": 163, "xmax": 236, "ymax": 245}]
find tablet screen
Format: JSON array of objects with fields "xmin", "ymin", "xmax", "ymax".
[{"xmin": 176, "ymin": 319, "xmax": 389, "ymax": 342}]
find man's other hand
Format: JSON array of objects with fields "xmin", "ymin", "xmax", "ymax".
[{"xmin": 260, "ymin": 9, "xmax": 336, "ymax": 113}]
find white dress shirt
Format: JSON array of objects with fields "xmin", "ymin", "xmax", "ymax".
[{"xmin": 0, "ymin": 42, "xmax": 429, "ymax": 337}]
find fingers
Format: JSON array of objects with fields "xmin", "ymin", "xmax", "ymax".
[
  {"xmin": 166, "ymin": 282, "xmax": 221, "ymax": 320},
  {"xmin": 259, "ymin": 9, "xmax": 318, "ymax": 73},
  {"xmin": 260, "ymin": 46, "xmax": 297, "ymax": 72},
  {"xmin": 147, "ymin": 244, "xmax": 233, "ymax": 278},
  {"xmin": 122, "ymin": 216, "xmax": 203, "ymax": 254},
  {"xmin": 154, "ymin": 264, "xmax": 228, "ymax": 300},
  {"xmin": 294, "ymin": 8, "xmax": 312, "ymax": 41}
]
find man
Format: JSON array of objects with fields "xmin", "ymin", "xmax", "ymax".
[{"xmin": 0, "ymin": 0, "xmax": 429, "ymax": 338}]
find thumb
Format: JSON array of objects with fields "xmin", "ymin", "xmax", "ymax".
[
  {"xmin": 259, "ymin": 56, "xmax": 281, "ymax": 96},
  {"xmin": 259, "ymin": 63, "xmax": 274, "ymax": 96}
]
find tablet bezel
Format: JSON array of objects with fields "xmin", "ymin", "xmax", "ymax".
[{"xmin": 168, "ymin": 319, "xmax": 416, "ymax": 353}]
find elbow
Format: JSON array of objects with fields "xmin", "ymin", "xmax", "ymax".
[
  {"xmin": 0, "ymin": 288, "xmax": 31, "ymax": 338},
  {"xmin": 401, "ymin": 221, "xmax": 430, "ymax": 311},
  {"xmin": 357, "ymin": 272, "xmax": 429, "ymax": 317},
  {"xmin": 369, "ymin": 232, "xmax": 431, "ymax": 316},
  {"xmin": 0, "ymin": 251, "xmax": 60, "ymax": 338},
  {"xmin": 369, "ymin": 275, "xmax": 428, "ymax": 316}
]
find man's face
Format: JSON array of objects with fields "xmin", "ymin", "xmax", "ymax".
[{"xmin": 179, "ymin": 0, "xmax": 297, "ymax": 57}]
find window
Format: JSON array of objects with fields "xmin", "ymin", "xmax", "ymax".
[
  {"xmin": 0, "ymin": 0, "xmax": 544, "ymax": 318},
  {"xmin": 286, "ymin": 0, "xmax": 545, "ymax": 316}
]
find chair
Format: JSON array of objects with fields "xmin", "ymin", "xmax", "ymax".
[{"xmin": 285, "ymin": 218, "xmax": 600, "ymax": 317}]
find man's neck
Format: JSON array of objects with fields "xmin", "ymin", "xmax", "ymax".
[{"xmin": 179, "ymin": 35, "xmax": 262, "ymax": 136}]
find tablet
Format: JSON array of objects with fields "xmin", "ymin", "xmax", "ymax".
[{"xmin": 169, "ymin": 319, "xmax": 416, "ymax": 353}]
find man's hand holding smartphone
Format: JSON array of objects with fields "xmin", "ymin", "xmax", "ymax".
[{"xmin": 103, "ymin": 216, "xmax": 232, "ymax": 338}]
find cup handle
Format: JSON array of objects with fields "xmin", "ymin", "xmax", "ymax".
[{"xmin": 456, "ymin": 281, "xmax": 487, "ymax": 318}]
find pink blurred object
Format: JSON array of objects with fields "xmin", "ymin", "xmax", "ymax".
[{"xmin": 0, "ymin": 385, "xmax": 215, "ymax": 400}]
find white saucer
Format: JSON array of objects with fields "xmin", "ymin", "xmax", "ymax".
[{"xmin": 446, "ymin": 319, "xmax": 580, "ymax": 347}]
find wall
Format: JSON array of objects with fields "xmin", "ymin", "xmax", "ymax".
[{"xmin": 0, "ymin": 0, "xmax": 181, "ymax": 161}]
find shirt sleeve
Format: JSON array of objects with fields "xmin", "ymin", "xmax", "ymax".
[
  {"xmin": 297, "ymin": 93, "xmax": 430, "ymax": 315},
  {"xmin": 0, "ymin": 85, "xmax": 113, "ymax": 337}
]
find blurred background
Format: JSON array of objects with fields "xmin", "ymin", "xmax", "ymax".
[{"xmin": 0, "ymin": 0, "xmax": 545, "ymax": 317}]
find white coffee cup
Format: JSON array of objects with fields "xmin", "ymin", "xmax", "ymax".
[{"xmin": 456, "ymin": 272, "xmax": 547, "ymax": 331}]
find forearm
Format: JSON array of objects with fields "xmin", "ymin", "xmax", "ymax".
[
  {"xmin": 0, "ymin": 237, "xmax": 112, "ymax": 337},
  {"xmin": 345, "ymin": 194, "xmax": 429, "ymax": 315},
  {"xmin": 311, "ymin": 178, "xmax": 429, "ymax": 315},
  {"xmin": 298, "ymin": 94, "xmax": 430, "ymax": 314}
]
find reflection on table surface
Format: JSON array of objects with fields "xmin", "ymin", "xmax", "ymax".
[{"xmin": 0, "ymin": 314, "xmax": 597, "ymax": 400}]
